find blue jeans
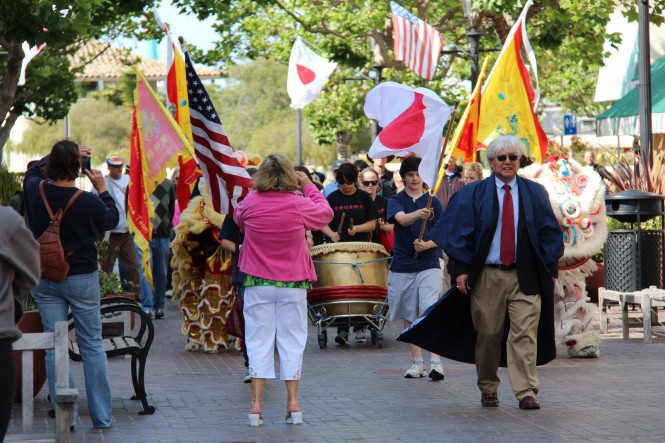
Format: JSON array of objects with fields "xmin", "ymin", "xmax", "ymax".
[
  {"xmin": 32, "ymin": 272, "xmax": 112, "ymax": 428},
  {"xmin": 137, "ymin": 237, "xmax": 170, "ymax": 311}
]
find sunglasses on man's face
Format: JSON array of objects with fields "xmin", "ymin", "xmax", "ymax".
[
  {"xmin": 495, "ymin": 154, "xmax": 519, "ymax": 162},
  {"xmin": 362, "ymin": 180, "xmax": 379, "ymax": 186},
  {"xmin": 338, "ymin": 179, "xmax": 355, "ymax": 185}
]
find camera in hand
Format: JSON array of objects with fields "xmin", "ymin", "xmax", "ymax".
[{"xmin": 81, "ymin": 157, "xmax": 92, "ymax": 173}]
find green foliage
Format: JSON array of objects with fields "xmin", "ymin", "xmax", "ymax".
[
  {"xmin": 98, "ymin": 269, "xmax": 123, "ymax": 296},
  {"xmin": 207, "ymin": 58, "xmax": 337, "ymax": 165},
  {"xmin": 0, "ymin": 163, "xmax": 22, "ymax": 205},
  {"xmin": 15, "ymin": 291, "xmax": 37, "ymax": 312},
  {"xmin": 0, "ymin": 0, "xmax": 160, "ymax": 159},
  {"xmin": 96, "ymin": 237, "xmax": 124, "ymax": 295},
  {"xmin": 15, "ymin": 97, "xmax": 132, "ymax": 165},
  {"xmin": 169, "ymin": 0, "xmax": 665, "ymax": 141},
  {"xmin": 546, "ymin": 136, "xmax": 595, "ymax": 164}
]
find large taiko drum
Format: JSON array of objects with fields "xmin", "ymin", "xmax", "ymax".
[
  {"xmin": 308, "ymin": 242, "xmax": 390, "ymax": 320},
  {"xmin": 310, "ymin": 242, "xmax": 389, "ymax": 289}
]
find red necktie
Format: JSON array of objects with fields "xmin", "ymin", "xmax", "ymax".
[{"xmin": 500, "ymin": 184, "xmax": 515, "ymax": 266}]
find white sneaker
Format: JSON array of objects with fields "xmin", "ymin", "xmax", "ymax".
[
  {"xmin": 404, "ymin": 361, "xmax": 427, "ymax": 378},
  {"xmin": 354, "ymin": 329, "xmax": 366, "ymax": 343},
  {"xmin": 429, "ymin": 361, "xmax": 445, "ymax": 381}
]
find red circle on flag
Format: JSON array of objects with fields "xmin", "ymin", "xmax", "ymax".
[
  {"xmin": 378, "ymin": 93, "xmax": 426, "ymax": 149},
  {"xmin": 297, "ymin": 64, "xmax": 316, "ymax": 85}
]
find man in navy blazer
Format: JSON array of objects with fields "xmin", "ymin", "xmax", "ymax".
[{"xmin": 434, "ymin": 135, "xmax": 563, "ymax": 410}]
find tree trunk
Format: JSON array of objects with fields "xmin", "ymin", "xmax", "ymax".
[
  {"xmin": 0, "ymin": 110, "xmax": 19, "ymax": 161},
  {"xmin": 0, "ymin": 40, "xmax": 25, "ymax": 160},
  {"xmin": 0, "ymin": 41, "xmax": 25, "ymax": 115}
]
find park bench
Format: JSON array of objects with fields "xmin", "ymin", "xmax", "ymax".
[
  {"xmin": 599, "ymin": 286, "xmax": 665, "ymax": 343},
  {"xmin": 8, "ymin": 321, "xmax": 77, "ymax": 443},
  {"xmin": 67, "ymin": 297, "xmax": 155, "ymax": 415}
]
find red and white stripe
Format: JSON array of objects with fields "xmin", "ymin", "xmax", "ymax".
[
  {"xmin": 391, "ymin": 1, "xmax": 443, "ymax": 80},
  {"xmin": 189, "ymin": 109, "xmax": 252, "ymax": 214}
]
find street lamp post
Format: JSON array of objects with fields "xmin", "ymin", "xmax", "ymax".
[
  {"xmin": 638, "ymin": 0, "xmax": 653, "ymax": 174},
  {"xmin": 462, "ymin": 0, "xmax": 482, "ymax": 90},
  {"xmin": 369, "ymin": 63, "xmax": 384, "ymax": 141}
]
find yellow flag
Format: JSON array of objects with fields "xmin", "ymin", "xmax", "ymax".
[{"xmin": 477, "ymin": 0, "xmax": 548, "ymax": 163}]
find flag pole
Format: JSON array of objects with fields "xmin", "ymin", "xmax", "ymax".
[
  {"xmin": 413, "ymin": 191, "xmax": 435, "ymax": 259},
  {"xmin": 296, "ymin": 108, "xmax": 303, "ymax": 165},
  {"xmin": 436, "ymin": 55, "xmax": 491, "ymax": 190},
  {"xmin": 413, "ymin": 100, "xmax": 459, "ymax": 259},
  {"xmin": 432, "ymin": 100, "xmax": 460, "ymax": 195}
]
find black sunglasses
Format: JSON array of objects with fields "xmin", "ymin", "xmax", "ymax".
[
  {"xmin": 337, "ymin": 179, "xmax": 355, "ymax": 185},
  {"xmin": 362, "ymin": 180, "xmax": 379, "ymax": 186},
  {"xmin": 495, "ymin": 154, "xmax": 519, "ymax": 162}
]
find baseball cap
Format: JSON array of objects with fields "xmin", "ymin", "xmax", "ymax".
[
  {"xmin": 330, "ymin": 159, "xmax": 345, "ymax": 171},
  {"xmin": 106, "ymin": 156, "xmax": 125, "ymax": 166}
]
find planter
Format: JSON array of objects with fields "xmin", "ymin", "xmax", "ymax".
[
  {"xmin": 13, "ymin": 310, "xmax": 47, "ymax": 402},
  {"xmin": 586, "ymin": 262, "xmax": 604, "ymax": 304}
]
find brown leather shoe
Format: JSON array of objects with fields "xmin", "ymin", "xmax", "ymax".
[
  {"xmin": 481, "ymin": 392, "xmax": 499, "ymax": 407},
  {"xmin": 518, "ymin": 396, "xmax": 540, "ymax": 410}
]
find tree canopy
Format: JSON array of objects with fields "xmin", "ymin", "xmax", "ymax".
[
  {"xmin": 0, "ymin": 0, "xmax": 159, "ymax": 159},
  {"xmin": 14, "ymin": 97, "xmax": 132, "ymax": 165},
  {"xmin": 205, "ymin": 58, "xmax": 338, "ymax": 165},
  {"xmin": 166, "ymin": 0, "xmax": 665, "ymax": 146}
]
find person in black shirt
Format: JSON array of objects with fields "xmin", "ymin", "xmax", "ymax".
[
  {"xmin": 359, "ymin": 167, "xmax": 394, "ymax": 253},
  {"xmin": 320, "ymin": 163, "xmax": 378, "ymax": 345},
  {"xmin": 320, "ymin": 163, "xmax": 378, "ymax": 243}
]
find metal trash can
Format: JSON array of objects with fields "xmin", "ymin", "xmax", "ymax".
[{"xmin": 604, "ymin": 190, "xmax": 665, "ymax": 292}]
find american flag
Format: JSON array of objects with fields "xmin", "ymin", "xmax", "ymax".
[
  {"xmin": 390, "ymin": 1, "xmax": 443, "ymax": 80},
  {"xmin": 184, "ymin": 52, "xmax": 253, "ymax": 215}
]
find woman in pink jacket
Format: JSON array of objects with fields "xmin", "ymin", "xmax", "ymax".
[{"xmin": 234, "ymin": 153, "xmax": 333, "ymax": 427}]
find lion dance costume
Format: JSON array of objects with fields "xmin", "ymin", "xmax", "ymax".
[
  {"xmin": 170, "ymin": 181, "xmax": 237, "ymax": 352},
  {"xmin": 521, "ymin": 157, "xmax": 607, "ymax": 358}
]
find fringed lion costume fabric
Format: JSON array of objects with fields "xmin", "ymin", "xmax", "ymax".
[
  {"xmin": 170, "ymin": 181, "xmax": 237, "ymax": 353},
  {"xmin": 521, "ymin": 157, "xmax": 607, "ymax": 358}
]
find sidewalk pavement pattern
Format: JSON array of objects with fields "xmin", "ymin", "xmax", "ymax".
[{"xmin": 9, "ymin": 300, "xmax": 665, "ymax": 443}]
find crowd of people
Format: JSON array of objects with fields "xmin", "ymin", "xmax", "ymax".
[{"xmin": 1, "ymin": 135, "xmax": 569, "ymax": 436}]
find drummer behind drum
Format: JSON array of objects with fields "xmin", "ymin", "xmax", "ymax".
[
  {"xmin": 319, "ymin": 163, "xmax": 379, "ymax": 345},
  {"xmin": 386, "ymin": 155, "xmax": 446, "ymax": 380}
]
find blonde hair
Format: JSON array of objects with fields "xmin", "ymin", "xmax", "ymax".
[
  {"xmin": 463, "ymin": 162, "xmax": 483, "ymax": 180},
  {"xmin": 252, "ymin": 153, "xmax": 298, "ymax": 192},
  {"xmin": 359, "ymin": 167, "xmax": 379, "ymax": 181}
]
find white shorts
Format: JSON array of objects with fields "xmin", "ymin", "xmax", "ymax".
[{"xmin": 387, "ymin": 268, "xmax": 443, "ymax": 323}]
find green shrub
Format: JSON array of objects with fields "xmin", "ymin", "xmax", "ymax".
[{"xmin": 0, "ymin": 163, "xmax": 23, "ymax": 205}]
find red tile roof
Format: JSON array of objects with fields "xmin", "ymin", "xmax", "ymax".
[{"xmin": 70, "ymin": 40, "xmax": 222, "ymax": 82}]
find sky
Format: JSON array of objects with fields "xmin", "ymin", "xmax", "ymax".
[{"xmin": 127, "ymin": 0, "xmax": 218, "ymax": 63}]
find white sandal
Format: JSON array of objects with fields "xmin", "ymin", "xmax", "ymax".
[
  {"xmin": 285, "ymin": 411, "xmax": 303, "ymax": 425},
  {"xmin": 247, "ymin": 413, "xmax": 264, "ymax": 427}
]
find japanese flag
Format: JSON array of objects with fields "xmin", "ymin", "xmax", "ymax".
[
  {"xmin": 287, "ymin": 37, "xmax": 337, "ymax": 109},
  {"xmin": 364, "ymin": 82, "xmax": 452, "ymax": 189}
]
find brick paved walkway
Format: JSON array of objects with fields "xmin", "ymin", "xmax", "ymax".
[{"xmin": 9, "ymin": 300, "xmax": 665, "ymax": 442}]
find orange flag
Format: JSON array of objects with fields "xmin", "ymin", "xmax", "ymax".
[
  {"xmin": 154, "ymin": 9, "xmax": 197, "ymax": 212},
  {"xmin": 476, "ymin": 0, "xmax": 548, "ymax": 163},
  {"xmin": 444, "ymin": 56, "xmax": 491, "ymax": 166}
]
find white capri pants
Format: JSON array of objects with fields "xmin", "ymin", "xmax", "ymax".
[{"xmin": 243, "ymin": 285, "xmax": 308, "ymax": 380}]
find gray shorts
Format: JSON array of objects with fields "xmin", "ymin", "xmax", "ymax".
[{"xmin": 387, "ymin": 268, "xmax": 443, "ymax": 323}]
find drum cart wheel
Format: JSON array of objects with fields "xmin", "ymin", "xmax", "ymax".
[
  {"xmin": 374, "ymin": 331, "xmax": 384, "ymax": 348},
  {"xmin": 317, "ymin": 330, "xmax": 328, "ymax": 349}
]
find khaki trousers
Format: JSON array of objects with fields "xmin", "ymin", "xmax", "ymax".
[{"xmin": 471, "ymin": 266, "xmax": 541, "ymax": 400}]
